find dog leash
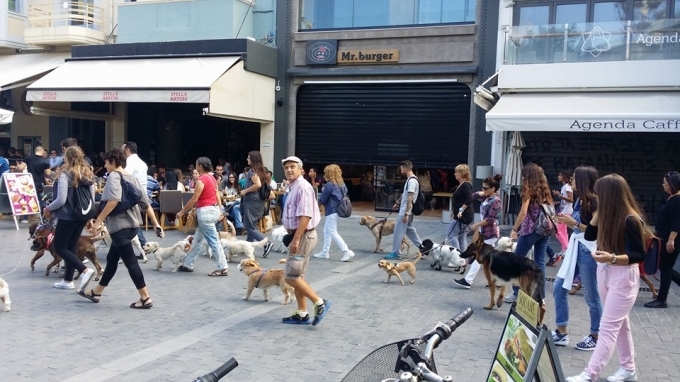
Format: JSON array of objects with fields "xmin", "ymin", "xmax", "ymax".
[{"xmin": 0, "ymin": 241, "xmax": 33, "ymax": 278}]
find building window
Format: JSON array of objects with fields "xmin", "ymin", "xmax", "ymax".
[
  {"xmin": 8, "ymin": 0, "xmax": 21, "ymax": 13},
  {"xmin": 299, "ymin": 0, "xmax": 476, "ymax": 30}
]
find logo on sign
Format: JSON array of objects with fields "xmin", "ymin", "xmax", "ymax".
[
  {"xmin": 306, "ymin": 40, "xmax": 337, "ymax": 65},
  {"xmin": 170, "ymin": 92, "xmax": 188, "ymax": 102},
  {"xmin": 42, "ymin": 92, "xmax": 57, "ymax": 101},
  {"xmin": 582, "ymin": 26, "xmax": 612, "ymax": 57},
  {"xmin": 102, "ymin": 91, "xmax": 118, "ymax": 101}
]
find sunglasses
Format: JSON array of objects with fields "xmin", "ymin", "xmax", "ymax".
[{"xmin": 482, "ymin": 186, "xmax": 491, "ymax": 190}]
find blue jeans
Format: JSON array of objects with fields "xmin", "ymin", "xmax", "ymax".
[
  {"xmin": 553, "ymin": 242, "xmax": 602, "ymax": 334},
  {"xmin": 446, "ymin": 219, "xmax": 470, "ymax": 250},
  {"xmin": 182, "ymin": 206, "xmax": 227, "ymax": 270},
  {"xmin": 231, "ymin": 203, "xmax": 243, "ymax": 229},
  {"xmin": 512, "ymin": 231, "xmax": 549, "ymax": 298},
  {"xmin": 137, "ymin": 227, "xmax": 147, "ymax": 247}
]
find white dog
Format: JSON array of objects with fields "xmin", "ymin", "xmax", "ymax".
[
  {"xmin": 144, "ymin": 241, "xmax": 191, "ymax": 271},
  {"xmin": 431, "ymin": 246, "xmax": 465, "ymax": 272},
  {"xmin": 270, "ymin": 226, "xmax": 288, "ymax": 253},
  {"xmin": 495, "ymin": 236, "xmax": 534, "ymax": 259},
  {"xmin": 0, "ymin": 277, "xmax": 10, "ymax": 312},
  {"xmin": 220, "ymin": 237, "xmax": 268, "ymax": 262}
]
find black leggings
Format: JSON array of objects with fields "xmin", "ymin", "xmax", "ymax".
[
  {"xmin": 99, "ymin": 228, "xmax": 147, "ymax": 290},
  {"xmin": 53, "ymin": 219, "xmax": 89, "ymax": 282},
  {"xmin": 658, "ymin": 248, "xmax": 680, "ymax": 301}
]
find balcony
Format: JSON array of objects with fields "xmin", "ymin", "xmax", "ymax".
[
  {"xmin": 24, "ymin": 1, "xmax": 106, "ymax": 46},
  {"xmin": 503, "ymin": 18, "xmax": 680, "ymax": 65}
]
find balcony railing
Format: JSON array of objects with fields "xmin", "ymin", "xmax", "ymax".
[
  {"xmin": 28, "ymin": 1, "xmax": 102, "ymax": 31},
  {"xmin": 504, "ymin": 17, "xmax": 680, "ymax": 65}
]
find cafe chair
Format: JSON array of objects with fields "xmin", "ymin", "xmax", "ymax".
[{"xmin": 159, "ymin": 190, "xmax": 183, "ymax": 231}]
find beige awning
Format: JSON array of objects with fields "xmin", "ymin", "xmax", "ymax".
[
  {"xmin": 486, "ymin": 92, "xmax": 680, "ymax": 132},
  {"xmin": 0, "ymin": 52, "xmax": 70, "ymax": 91},
  {"xmin": 0, "ymin": 108, "xmax": 14, "ymax": 125},
  {"xmin": 26, "ymin": 56, "xmax": 275, "ymax": 123}
]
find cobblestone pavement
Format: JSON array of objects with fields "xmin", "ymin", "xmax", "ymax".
[{"xmin": 0, "ymin": 214, "xmax": 678, "ymax": 382}]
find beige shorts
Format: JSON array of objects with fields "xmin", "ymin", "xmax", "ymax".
[{"xmin": 284, "ymin": 229, "xmax": 317, "ymax": 280}]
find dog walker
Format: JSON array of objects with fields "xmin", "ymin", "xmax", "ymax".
[{"xmin": 341, "ymin": 308, "xmax": 473, "ymax": 382}]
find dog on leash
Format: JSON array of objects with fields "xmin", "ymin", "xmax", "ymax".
[
  {"xmin": 0, "ymin": 278, "xmax": 10, "ymax": 312},
  {"xmin": 421, "ymin": 239, "xmax": 465, "ymax": 272},
  {"xmin": 30, "ymin": 235, "xmax": 103, "ymax": 281},
  {"xmin": 237, "ymin": 258, "xmax": 295, "ymax": 304},
  {"xmin": 359, "ymin": 215, "xmax": 411, "ymax": 254},
  {"xmin": 460, "ymin": 234, "xmax": 546, "ymax": 324},
  {"xmin": 377, "ymin": 252, "xmax": 422, "ymax": 285},
  {"xmin": 144, "ymin": 241, "xmax": 191, "ymax": 271},
  {"xmin": 270, "ymin": 226, "xmax": 288, "ymax": 253}
]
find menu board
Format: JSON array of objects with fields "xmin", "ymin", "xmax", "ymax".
[{"xmin": 2, "ymin": 173, "xmax": 41, "ymax": 216}]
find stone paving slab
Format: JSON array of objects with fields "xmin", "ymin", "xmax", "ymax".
[{"xmin": 0, "ymin": 214, "xmax": 678, "ymax": 382}]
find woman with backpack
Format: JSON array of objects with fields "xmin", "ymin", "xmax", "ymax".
[
  {"xmin": 567, "ymin": 174, "xmax": 651, "ymax": 382},
  {"xmin": 507, "ymin": 163, "xmax": 554, "ymax": 303},
  {"xmin": 79, "ymin": 148, "xmax": 164, "ymax": 308},
  {"xmin": 43, "ymin": 146, "xmax": 97, "ymax": 292},
  {"xmin": 239, "ymin": 151, "xmax": 273, "ymax": 257},
  {"xmin": 314, "ymin": 164, "xmax": 355, "ymax": 262}
]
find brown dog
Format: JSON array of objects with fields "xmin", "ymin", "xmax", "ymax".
[
  {"xmin": 460, "ymin": 234, "xmax": 546, "ymax": 324},
  {"xmin": 237, "ymin": 258, "xmax": 295, "ymax": 304},
  {"xmin": 359, "ymin": 215, "xmax": 411, "ymax": 254},
  {"xmin": 377, "ymin": 252, "xmax": 422, "ymax": 285},
  {"xmin": 30, "ymin": 235, "xmax": 103, "ymax": 281},
  {"xmin": 28, "ymin": 223, "xmax": 57, "ymax": 273}
]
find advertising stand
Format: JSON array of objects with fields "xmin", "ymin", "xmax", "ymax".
[
  {"xmin": 487, "ymin": 291, "xmax": 565, "ymax": 382},
  {"xmin": 0, "ymin": 173, "xmax": 42, "ymax": 230}
]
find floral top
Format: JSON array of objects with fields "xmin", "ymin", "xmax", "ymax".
[{"xmin": 473, "ymin": 192, "xmax": 501, "ymax": 240}]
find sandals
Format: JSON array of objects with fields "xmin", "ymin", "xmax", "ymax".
[
  {"xmin": 177, "ymin": 265, "xmax": 194, "ymax": 272},
  {"xmin": 78, "ymin": 289, "xmax": 101, "ymax": 303},
  {"xmin": 208, "ymin": 269, "xmax": 228, "ymax": 277},
  {"xmin": 130, "ymin": 297, "xmax": 153, "ymax": 309}
]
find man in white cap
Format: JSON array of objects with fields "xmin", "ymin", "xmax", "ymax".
[{"xmin": 280, "ymin": 155, "xmax": 331, "ymax": 326}]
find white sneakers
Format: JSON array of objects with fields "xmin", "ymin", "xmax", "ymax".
[
  {"xmin": 313, "ymin": 252, "xmax": 329, "ymax": 259},
  {"xmin": 53, "ymin": 280, "xmax": 74, "ymax": 289},
  {"xmin": 78, "ymin": 268, "xmax": 95, "ymax": 292},
  {"xmin": 567, "ymin": 368, "xmax": 637, "ymax": 382},
  {"xmin": 340, "ymin": 250, "xmax": 355, "ymax": 262}
]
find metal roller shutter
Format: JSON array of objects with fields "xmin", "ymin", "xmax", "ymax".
[
  {"xmin": 521, "ymin": 132, "xmax": 680, "ymax": 218},
  {"xmin": 295, "ymin": 83, "xmax": 471, "ymax": 168}
]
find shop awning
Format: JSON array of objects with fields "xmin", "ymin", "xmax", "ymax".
[
  {"xmin": 26, "ymin": 56, "xmax": 275, "ymax": 123},
  {"xmin": 0, "ymin": 52, "xmax": 70, "ymax": 91},
  {"xmin": 486, "ymin": 92, "xmax": 680, "ymax": 132},
  {"xmin": 0, "ymin": 108, "xmax": 14, "ymax": 125}
]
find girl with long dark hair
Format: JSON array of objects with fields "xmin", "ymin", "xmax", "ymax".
[{"xmin": 239, "ymin": 151, "xmax": 273, "ymax": 256}]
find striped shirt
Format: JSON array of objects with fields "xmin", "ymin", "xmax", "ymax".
[{"xmin": 282, "ymin": 175, "xmax": 320, "ymax": 231}]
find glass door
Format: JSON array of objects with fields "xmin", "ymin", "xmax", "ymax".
[{"xmin": 373, "ymin": 166, "xmax": 406, "ymax": 212}]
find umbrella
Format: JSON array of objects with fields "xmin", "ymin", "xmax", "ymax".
[
  {"xmin": 0, "ymin": 108, "xmax": 14, "ymax": 125},
  {"xmin": 503, "ymin": 131, "xmax": 525, "ymax": 224}
]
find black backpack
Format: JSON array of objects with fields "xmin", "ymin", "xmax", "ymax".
[
  {"xmin": 258, "ymin": 181, "xmax": 271, "ymax": 201},
  {"xmin": 335, "ymin": 184, "xmax": 352, "ymax": 218},
  {"xmin": 99, "ymin": 171, "xmax": 143, "ymax": 215},
  {"xmin": 407, "ymin": 176, "xmax": 425, "ymax": 216},
  {"xmin": 74, "ymin": 183, "xmax": 96, "ymax": 220}
]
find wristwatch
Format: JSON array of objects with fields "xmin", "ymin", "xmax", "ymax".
[{"xmin": 611, "ymin": 254, "xmax": 617, "ymax": 264}]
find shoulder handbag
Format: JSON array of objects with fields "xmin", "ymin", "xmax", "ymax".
[
  {"xmin": 535, "ymin": 203, "xmax": 557, "ymax": 237},
  {"xmin": 99, "ymin": 171, "xmax": 143, "ymax": 215}
]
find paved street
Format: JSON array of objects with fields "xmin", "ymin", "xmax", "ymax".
[{"xmin": 0, "ymin": 214, "xmax": 679, "ymax": 382}]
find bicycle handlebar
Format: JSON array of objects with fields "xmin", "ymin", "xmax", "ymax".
[{"xmin": 192, "ymin": 358, "xmax": 238, "ymax": 382}]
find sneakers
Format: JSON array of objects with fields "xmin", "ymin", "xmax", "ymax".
[
  {"xmin": 312, "ymin": 299, "xmax": 332, "ymax": 326},
  {"xmin": 282, "ymin": 311, "xmax": 311, "ymax": 325},
  {"xmin": 547, "ymin": 254, "xmax": 563, "ymax": 267},
  {"xmin": 453, "ymin": 278, "xmax": 471, "ymax": 289},
  {"xmin": 82, "ymin": 258, "xmax": 89, "ymax": 265},
  {"xmin": 575, "ymin": 334, "xmax": 598, "ymax": 351},
  {"xmin": 607, "ymin": 367, "xmax": 638, "ymax": 382},
  {"xmin": 384, "ymin": 252, "xmax": 400, "ymax": 260},
  {"xmin": 551, "ymin": 330, "xmax": 569, "ymax": 346},
  {"xmin": 340, "ymin": 250, "xmax": 355, "ymax": 262},
  {"xmin": 644, "ymin": 299, "xmax": 668, "ymax": 308},
  {"xmin": 313, "ymin": 252, "xmax": 330, "ymax": 259},
  {"xmin": 53, "ymin": 280, "xmax": 75, "ymax": 289},
  {"xmin": 262, "ymin": 242, "xmax": 273, "ymax": 258},
  {"xmin": 78, "ymin": 268, "xmax": 95, "ymax": 292},
  {"xmin": 567, "ymin": 372, "xmax": 594, "ymax": 382},
  {"xmin": 504, "ymin": 294, "xmax": 517, "ymax": 303}
]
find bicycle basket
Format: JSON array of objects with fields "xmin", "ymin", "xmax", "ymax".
[{"xmin": 341, "ymin": 339, "xmax": 437, "ymax": 382}]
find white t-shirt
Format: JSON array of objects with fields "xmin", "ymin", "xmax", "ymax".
[
  {"xmin": 560, "ymin": 183, "xmax": 573, "ymax": 215},
  {"xmin": 124, "ymin": 153, "xmax": 148, "ymax": 191}
]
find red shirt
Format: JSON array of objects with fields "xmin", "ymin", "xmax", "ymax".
[{"xmin": 195, "ymin": 174, "xmax": 218, "ymax": 208}]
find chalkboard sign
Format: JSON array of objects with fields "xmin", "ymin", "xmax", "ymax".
[{"xmin": 488, "ymin": 307, "xmax": 565, "ymax": 382}]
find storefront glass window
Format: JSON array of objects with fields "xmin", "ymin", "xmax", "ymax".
[
  {"xmin": 299, "ymin": 0, "xmax": 476, "ymax": 30},
  {"xmin": 556, "ymin": 4, "xmax": 588, "ymax": 58},
  {"xmin": 8, "ymin": 0, "xmax": 20, "ymax": 13},
  {"xmin": 592, "ymin": 2, "xmax": 627, "ymax": 60},
  {"xmin": 676, "ymin": 0, "xmax": 680, "ymax": 17},
  {"xmin": 514, "ymin": 6, "xmax": 550, "ymax": 63}
]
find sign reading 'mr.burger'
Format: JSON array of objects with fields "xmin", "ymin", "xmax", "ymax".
[{"xmin": 338, "ymin": 49, "xmax": 399, "ymax": 64}]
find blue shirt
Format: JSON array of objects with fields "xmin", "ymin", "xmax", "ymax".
[
  {"xmin": 0, "ymin": 157, "xmax": 9, "ymax": 177},
  {"xmin": 146, "ymin": 175, "xmax": 160, "ymax": 199},
  {"xmin": 318, "ymin": 182, "xmax": 346, "ymax": 216},
  {"xmin": 50, "ymin": 156, "xmax": 63, "ymax": 169}
]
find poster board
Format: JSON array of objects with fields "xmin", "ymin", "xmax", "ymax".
[
  {"xmin": 487, "ymin": 307, "xmax": 565, "ymax": 382},
  {"xmin": 1, "ymin": 173, "xmax": 41, "ymax": 230}
]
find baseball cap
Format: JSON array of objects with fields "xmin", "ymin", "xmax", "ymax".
[{"xmin": 281, "ymin": 156, "xmax": 303, "ymax": 166}]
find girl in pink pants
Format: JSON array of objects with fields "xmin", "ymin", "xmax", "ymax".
[{"xmin": 567, "ymin": 174, "xmax": 650, "ymax": 382}]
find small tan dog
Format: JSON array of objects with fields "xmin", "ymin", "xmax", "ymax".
[
  {"xmin": 237, "ymin": 258, "xmax": 295, "ymax": 305},
  {"xmin": 0, "ymin": 277, "xmax": 10, "ymax": 312},
  {"xmin": 378, "ymin": 252, "xmax": 422, "ymax": 285},
  {"xmin": 359, "ymin": 215, "xmax": 411, "ymax": 254}
]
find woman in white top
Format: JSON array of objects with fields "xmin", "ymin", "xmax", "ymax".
[{"xmin": 552, "ymin": 171, "xmax": 574, "ymax": 254}]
